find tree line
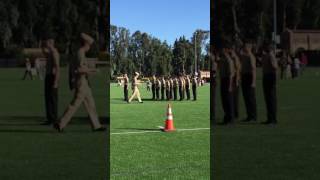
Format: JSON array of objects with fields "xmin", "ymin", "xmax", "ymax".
[
  {"xmin": 110, "ymin": 25, "xmax": 210, "ymax": 77},
  {"xmin": 0, "ymin": 0, "xmax": 101, "ymax": 60},
  {"xmin": 216, "ymin": 0, "xmax": 320, "ymax": 49}
]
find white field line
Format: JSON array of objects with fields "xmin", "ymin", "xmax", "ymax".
[{"xmin": 111, "ymin": 127, "xmax": 210, "ymax": 135}]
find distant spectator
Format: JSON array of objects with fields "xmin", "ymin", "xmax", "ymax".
[
  {"xmin": 279, "ymin": 52, "xmax": 288, "ymax": 79},
  {"xmin": 300, "ymin": 52, "xmax": 308, "ymax": 75},
  {"xmin": 292, "ymin": 55, "xmax": 300, "ymax": 78}
]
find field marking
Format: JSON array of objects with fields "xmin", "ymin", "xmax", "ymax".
[{"xmin": 111, "ymin": 127, "xmax": 210, "ymax": 135}]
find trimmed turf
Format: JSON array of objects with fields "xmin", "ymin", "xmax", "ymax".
[
  {"xmin": 110, "ymin": 83, "xmax": 210, "ymax": 179},
  {"xmin": 213, "ymin": 68, "xmax": 320, "ymax": 180},
  {"xmin": 0, "ymin": 68, "xmax": 108, "ymax": 180}
]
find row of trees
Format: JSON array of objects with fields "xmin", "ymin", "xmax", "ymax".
[
  {"xmin": 216, "ymin": 0, "xmax": 320, "ymax": 48},
  {"xmin": 110, "ymin": 25, "xmax": 210, "ymax": 77},
  {"xmin": 0, "ymin": 0, "xmax": 100, "ymax": 58}
]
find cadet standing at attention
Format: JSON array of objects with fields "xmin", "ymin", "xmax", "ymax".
[
  {"xmin": 123, "ymin": 73, "xmax": 129, "ymax": 101},
  {"xmin": 181, "ymin": 76, "xmax": 186, "ymax": 100},
  {"xmin": 219, "ymin": 44, "xmax": 235, "ymax": 124},
  {"xmin": 54, "ymin": 33, "xmax": 105, "ymax": 132},
  {"xmin": 261, "ymin": 43, "xmax": 278, "ymax": 125},
  {"xmin": 161, "ymin": 76, "xmax": 166, "ymax": 100},
  {"xmin": 165, "ymin": 77, "xmax": 171, "ymax": 100},
  {"xmin": 173, "ymin": 76, "xmax": 178, "ymax": 100},
  {"xmin": 156, "ymin": 77, "xmax": 161, "ymax": 100},
  {"xmin": 151, "ymin": 75, "xmax": 156, "ymax": 100},
  {"xmin": 192, "ymin": 75, "xmax": 198, "ymax": 101},
  {"xmin": 42, "ymin": 37, "xmax": 60, "ymax": 125},
  {"xmin": 185, "ymin": 75, "xmax": 191, "ymax": 100},
  {"xmin": 178, "ymin": 75, "xmax": 183, "ymax": 101},
  {"xmin": 230, "ymin": 47, "xmax": 241, "ymax": 119},
  {"xmin": 128, "ymin": 72, "xmax": 143, "ymax": 103},
  {"xmin": 170, "ymin": 77, "xmax": 174, "ymax": 100},
  {"xmin": 240, "ymin": 42, "xmax": 257, "ymax": 122}
]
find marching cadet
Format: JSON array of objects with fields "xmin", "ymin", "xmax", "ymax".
[
  {"xmin": 42, "ymin": 37, "xmax": 60, "ymax": 125},
  {"xmin": 156, "ymin": 77, "xmax": 161, "ymax": 100},
  {"xmin": 192, "ymin": 75, "xmax": 198, "ymax": 101},
  {"xmin": 173, "ymin": 76, "xmax": 178, "ymax": 100},
  {"xmin": 230, "ymin": 47, "xmax": 241, "ymax": 119},
  {"xmin": 240, "ymin": 42, "xmax": 257, "ymax": 122},
  {"xmin": 169, "ymin": 77, "xmax": 173, "ymax": 100},
  {"xmin": 151, "ymin": 75, "xmax": 156, "ymax": 100},
  {"xmin": 54, "ymin": 33, "xmax": 105, "ymax": 132},
  {"xmin": 128, "ymin": 72, "xmax": 143, "ymax": 103},
  {"xmin": 22, "ymin": 58, "xmax": 33, "ymax": 80},
  {"xmin": 123, "ymin": 73, "xmax": 129, "ymax": 101},
  {"xmin": 185, "ymin": 75, "xmax": 191, "ymax": 100},
  {"xmin": 165, "ymin": 77, "xmax": 171, "ymax": 100},
  {"xmin": 219, "ymin": 44, "xmax": 235, "ymax": 124},
  {"xmin": 161, "ymin": 76, "xmax": 166, "ymax": 100},
  {"xmin": 261, "ymin": 43, "xmax": 278, "ymax": 125}
]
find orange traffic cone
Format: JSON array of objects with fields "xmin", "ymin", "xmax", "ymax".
[{"xmin": 163, "ymin": 103, "xmax": 175, "ymax": 132}]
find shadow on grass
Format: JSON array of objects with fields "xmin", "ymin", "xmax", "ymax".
[
  {"xmin": 115, "ymin": 127, "xmax": 161, "ymax": 131},
  {"xmin": 0, "ymin": 129, "xmax": 52, "ymax": 133},
  {"xmin": 111, "ymin": 97, "xmax": 174, "ymax": 102},
  {"xmin": 212, "ymin": 121, "xmax": 263, "ymax": 126},
  {"xmin": 0, "ymin": 129, "xmax": 109, "ymax": 134},
  {"xmin": 0, "ymin": 116, "xmax": 109, "ymax": 126}
]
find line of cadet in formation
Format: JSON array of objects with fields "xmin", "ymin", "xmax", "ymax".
[
  {"xmin": 212, "ymin": 41, "xmax": 278, "ymax": 125},
  {"xmin": 122, "ymin": 74, "xmax": 201, "ymax": 102}
]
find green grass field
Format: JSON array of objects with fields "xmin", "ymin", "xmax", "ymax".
[
  {"xmin": 2, "ymin": 67, "xmax": 319, "ymax": 180},
  {"xmin": 110, "ymin": 83, "xmax": 210, "ymax": 179},
  {"xmin": 213, "ymin": 68, "xmax": 320, "ymax": 180},
  {"xmin": 0, "ymin": 68, "xmax": 108, "ymax": 180}
]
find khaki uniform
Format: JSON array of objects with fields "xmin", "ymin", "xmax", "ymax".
[
  {"xmin": 59, "ymin": 49, "xmax": 102, "ymax": 129},
  {"xmin": 170, "ymin": 79, "xmax": 174, "ymax": 99},
  {"xmin": 192, "ymin": 76, "xmax": 197, "ymax": 100},
  {"xmin": 128, "ymin": 76, "xmax": 142, "ymax": 102},
  {"xmin": 240, "ymin": 52, "xmax": 257, "ymax": 121},
  {"xmin": 219, "ymin": 53, "xmax": 235, "ymax": 123},
  {"xmin": 156, "ymin": 79, "xmax": 161, "ymax": 100},
  {"xmin": 161, "ymin": 78, "xmax": 166, "ymax": 100},
  {"xmin": 178, "ymin": 77, "xmax": 184, "ymax": 100},
  {"xmin": 151, "ymin": 77, "xmax": 156, "ymax": 99},
  {"xmin": 173, "ymin": 78, "xmax": 178, "ymax": 100},
  {"xmin": 262, "ymin": 52, "xmax": 278, "ymax": 124},
  {"xmin": 185, "ymin": 76, "xmax": 191, "ymax": 100},
  {"xmin": 231, "ymin": 52, "xmax": 241, "ymax": 119},
  {"xmin": 165, "ymin": 79, "xmax": 171, "ymax": 100},
  {"xmin": 44, "ymin": 48, "xmax": 59, "ymax": 124}
]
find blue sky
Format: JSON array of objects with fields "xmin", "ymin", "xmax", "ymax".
[{"xmin": 110, "ymin": 0, "xmax": 210, "ymax": 45}]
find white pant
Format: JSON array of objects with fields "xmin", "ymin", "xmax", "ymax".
[{"xmin": 128, "ymin": 86, "xmax": 142, "ymax": 102}]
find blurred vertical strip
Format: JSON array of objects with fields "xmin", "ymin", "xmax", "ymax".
[
  {"xmin": 98, "ymin": 0, "xmax": 110, "ymax": 180},
  {"xmin": 210, "ymin": 0, "xmax": 217, "ymax": 179}
]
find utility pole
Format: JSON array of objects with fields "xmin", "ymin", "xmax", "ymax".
[
  {"xmin": 194, "ymin": 32, "xmax": 197, "ymax": 75},
  {"xmin": 273, "ymin": 0, "xmax": 277, "ymax": 53}
]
